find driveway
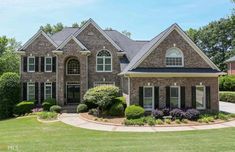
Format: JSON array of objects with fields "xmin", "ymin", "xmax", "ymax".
[{"xmin": 220, "ymin": 101, "xmax": 235, "ymax": 114}]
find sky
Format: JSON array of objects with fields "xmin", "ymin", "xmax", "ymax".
[{"xmin": 0, "ymin": 0, "xmax": 234, "ymax": 43}]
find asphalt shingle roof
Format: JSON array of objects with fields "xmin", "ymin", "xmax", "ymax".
[
  {"xmin": 131, "ymin": 68, "xmax": 220, "ymax": 73},
  {"xmin": 225, "ymin": 56, "xmax": 235, "ymax": 63}
]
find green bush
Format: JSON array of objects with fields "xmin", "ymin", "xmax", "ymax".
[
  {"xmin": 38, "ymin": 112, "xmax": 57, "ymax": 120},
  {"xmin": 125, "ymin": 105, "xmax": 145, "ymax": 119},
  {"xmin": 220, "ymin": 91, "xmax": 235, "ymax": 103},
  {"xmin": 109, "ymin": 102, "xmax": 124, "ymax": 116},
  {"xmin": 165, "ymin": 119, "xmax": 171, "ymax": 124},
  {"xmin": 156, "ymin": 119, "xmax": 164, "ymax": 125},
  {"xmin": 88, "ymin": 108, "xmax": 99, "ymax": 116},
  {"xmin": 124, "ymin": 118, "xmax": 145, "ymax": 126},
  {"xmin": 50, "ymin": 105, "xmax": 62, "ymax": 113},
  {"xmin": 83, "ymin": 85, "xmax": 119, "ymax": 112},
  {"xmin": 42, "ymin": 98, "xmax": 56, "ymax": 111},
  {"xmin": 146, "ymin": 117, "xmax": 156, "ymax": 126},
  {"xmin": 175, "ymin": 119, "xmax": 181, "ymax": 124},
  {"xmin": 114, "ymin": 96, "xmax": 127, "ymax": 109},
  {"xmin": 13, "ymin": 101, "xmax": 34, "ymax": 116},
  {"xmin": 77, "ymin": 104, "xmax": 88, "ymax": 113},
  {"xmin": 218, "ymin": 113, "xmax": 230, "ymax": 121},
  {"xmin": 219, "ymin": 75, "xmax": 235, "ymax": 91},
  {"xmin": 0, "ymin": 72, "xmax": 20, "ymax": 119}
]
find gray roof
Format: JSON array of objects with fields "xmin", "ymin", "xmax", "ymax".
[
  {"xmin": 51, "ymin": 27, "xmax": 79, "ymax": 45},
  {"xmin": 131, "ymin": 68, "xmax": 220, "ymax": 73},
  {"xmin": 225, "ymin": 56, "xmax": 235, "ymax": 63}
]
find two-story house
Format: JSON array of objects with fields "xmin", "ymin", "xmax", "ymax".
[{"xmin": 18, "ymin": 19, "xmax": 223, "ymax": 112}]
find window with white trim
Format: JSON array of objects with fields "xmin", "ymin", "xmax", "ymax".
[
  {"xmin": 45, "ymin": 57, "xmax": 52, "ymax": 72},
  {"xmin": 44, "ymin": 82, "xmax": 52, "ymax": 99},
  {"xmin": 96, "ymin": 50, "xmax": 112, "ymax": 72},
  {"xmin": 28, "ymin": 56, "xmax": 35, "ymax": 72},
  {"xmin": 143, "ymin": 86, "xmax": 154, "ymax": 110},
  {"xmin": 170, "ymin": 86, "xmax": 180, "ymax": 108},
  {"xmin": 165, "ymin": 48, "xmax": 183, "ymax": 67},
  {"xmin": 27, "ymin": 82, "xmax": 35, "ymax": 100},
  {"xmin": 196, "ymin": 86, "xmax": 206, "ymax": 109},
  {"xmin": 67, "ymin": 59, "xmax": 80, "ymax": 75},
  {"xmin": 94, "ymin": 82, "xmax": 115, "ymax": 87}
]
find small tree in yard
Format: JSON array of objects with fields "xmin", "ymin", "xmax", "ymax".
[
  {"xmin": 83, "ymin": 85, "xmax": 119, "ymax": 113},
  {"xmin": 0, "ymin": 72, "xmax": 20, "ymax": 119}
]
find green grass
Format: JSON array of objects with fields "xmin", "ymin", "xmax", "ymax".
[{"xmin": 1, "ymin": 117, "xmax": 235, "ymax": 152}]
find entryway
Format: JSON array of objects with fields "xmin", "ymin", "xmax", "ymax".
[{"xmin": 66, "ymin": 82, "xmax": 80, "ymax": 104}]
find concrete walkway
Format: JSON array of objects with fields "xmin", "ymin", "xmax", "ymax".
[
  {"xmin": 220, "ymin": 101, "xmax": 235, "ymax": 114},
  {"xmin": 58, "ymin": 113, "xmax": 235, "ymax": 132}
]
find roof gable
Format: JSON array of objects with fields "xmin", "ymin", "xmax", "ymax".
[{"xmin": 57, "ymin": 35, "xmax": 88, "ymax": 50}]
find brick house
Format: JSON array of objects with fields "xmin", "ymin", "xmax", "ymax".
[
  {"xmin": 18, "ymin": 19, "xmax": 223, "ymax": 112},
  {"xmin": 225, "ymin": 56, "xmax": 235, "ymax": 75}
]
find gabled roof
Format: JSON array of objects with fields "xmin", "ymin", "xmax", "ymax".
[
  {"xmin": 74, "ymin": 18, "xmax": 123, "ymax": 52},
  {"xmin": 120, "ymin": 23, "xmax": 220, "ymax": 74},
  {"xmin": 57, "ymin": 35, "xmax": 88, "ymax": 50},
  {"xmin": 19, "ymin": 29, "xmax": 58, "ymax": 51},
  {"xmin": 51, "ymin": 27, "xmax": 79, "ymax": 45},
  {"xmin": 224, "ymin": 56, "xmax": 235, "ymax": 63}
]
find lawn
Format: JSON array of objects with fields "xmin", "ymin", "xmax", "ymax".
[{"xmin": 1, "ymin": 117, "xmax": 235, "ymax": 152}]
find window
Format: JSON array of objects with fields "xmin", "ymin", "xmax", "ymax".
[
  {"xmin": 170, "ymin": 86, "xmax": 180, "ymax": 108},
  {"xmin": 94, "ymin": 82, "xmax": 115, "ymax": 87},
  {"xmin": 196, "ymin": 86, "xmax": 206, "ymax": 109},
  {"xmin": 143, "ymin": 86, "xmax": 154, "ymax": 110},
  {"xmin": 45, "ymin": 57, "xmax": 52, "ymax": 72},
  {"xmin": 28, "ymin": 56, "xmax": 35, "ymax": 72},
  {"xmin": 96, "ymin": 50, "xmax": 112, "ymax": 72},
  {"xmin": 165, "ymin": 48, "xmax": 183, "ymax": 67},
  {"xmin": 44, "ymin": 82, "xmax": 52, "ymax": 99},
  {"xmin": 27, "ymin": 82, "xmax": 35, "ymax": 100},
  {"xmin": 67, "ymin": 59, "xmax": 80, "ymax": 75}
]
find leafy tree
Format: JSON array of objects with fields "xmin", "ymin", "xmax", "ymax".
[
  {"xmin": 72, "ymin": 23, "xmax": 79, "ymax": 28},
  {"xmin": 105, "ymin": 27, "xmax": 113, "ymax": 30},
  {"xmin": 0, "ymin": 36, "xmax": 8, "ymax": 56},
  {"xmin": 122, "ymin": 30, "xmax": 131, "ymax": 38}
]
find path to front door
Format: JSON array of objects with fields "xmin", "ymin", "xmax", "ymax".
[{"xmin": 66, "ymin": 83, "xmax": 80, "ymax": 104}]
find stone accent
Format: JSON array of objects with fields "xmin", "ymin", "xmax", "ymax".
[
  {"xmin": 129, "ymin": 77, "xmax": 219, "ymax": 111},
  {"xmin": 138, "ymin": 30, "xmax": 210, "ymax": 68}
]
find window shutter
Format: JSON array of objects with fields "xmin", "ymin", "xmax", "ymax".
[
  {"xmin": 23, "ymin": 82, "xmax": 27, "ymax": 100},
  {"xmin": 139, "ymin": 87, "xmax": 143, "ymax": 107},
  {"xmin": 40, "ymin": 82, "xmax": 44, "ymax": 103},
  {"xmin": 206, "ymin": 86, "xmax": 211, "ymax": 109},
  {"xmin": 23, "ymin": 57, "xmax": 27, "ymax": 72},
  {"xmin": 191, "ymin": 86, "xmax": 196, "ymax": 108},
  {"xmin": 52, "ymin": 57, "xmax": 56, "ymax": 72},
  {"xmin": 41, "ymin": 57, "xmax": 44, "ymax": 72},
  {"xmin": 35, "ymin": 57, "xmax": 39, "ymax": 72},
  {"xmin": 154, "ymin": 86, "xmax": 159, "ymax": 109},
  {"xmin": 180, "ymin": 86, "xmax": 185, "ymax": 108},
  {"xmin": 35, "ymin": 82, "xmax": 38, "ymax": 104},
  {"xmin": 166, "ymin": 86, "xmax": 170, "ymax": 108},
  {"xmin": 52, "ymin": 82, "xmax": 56, "ymax": 99}
]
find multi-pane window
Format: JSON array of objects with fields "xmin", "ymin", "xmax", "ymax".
[
  {"xmin": 27, "ymin": 82, "xmax": 35, "ymax": 101},
  {"xmin": 28, "ymin": 57, "xmax": 35, "ymax": 72},
  {"xmin": 165, "ymin": 48, "xmax": 183, "ymax": 67},
  {"xmin": 170, "ymin": 86, "xmax": 180, "ymax": 108},
  {"xmin": 67, "ymin": 59, "xmax": 80, "ymax": 75},
  {"xmin": 96, "ymin": 50, "xmax": 112, "ymax": 72},
  {"xmin": 143, "ymin": 86, "xmax": 154, "ymax": 110},
  {"xmin": 45, "ymin": 82, "xmax": 52, "ymax": 99},
  {"xmin": 196, "ymin": 86, "xmax": 206, "ymax": 109},
  {"xmin": 45, "ymin": 57, "xmax": 52, "ymax": 72},
  {"xmin": 93, "ymin": 82, "xmax": 115, "ymax": 87}
]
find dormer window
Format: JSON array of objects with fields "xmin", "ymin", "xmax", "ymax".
[{"xmin": 165, "ymin": 47, "xmax": 184, "ymax": 67}]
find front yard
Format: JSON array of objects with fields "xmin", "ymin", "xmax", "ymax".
[{"xmin": 1, "ymin": 116, "xmax": 235, "ymax": 152}]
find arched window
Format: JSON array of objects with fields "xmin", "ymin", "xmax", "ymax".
[
  {"xmin": 165, "ymin": 48, "xmax": 184, "ymax": 67},
  {"xmin": 96, "ymin": 50, "xmax": 112, "ymax": 72},
  {"xmin": 67, "ymin": 59, "xmax": 80, "ymax": 75}
]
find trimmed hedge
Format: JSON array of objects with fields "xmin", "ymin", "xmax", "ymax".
[
  {"xmin": 109, "ymin": 102, "xmax": 124, "ymax": 116},
  {"xmin": 42, "ymin": 98, "xmax": 56, "ymax": 111},
  {"xmin": 219, "ymin": 75, "xmax": 235, "ymax": 91},
  {"xmin": 125, "ymin": 105, "xmax": 144, "ymax": 119},
  {"xmin": 77, "ymin": 104, "xmax": 88, "ymax": 113},
  {"xmin": 50, "ymin": 105, "xmax": 62, "ymax": 113},
  {"xmin": 13, "ymin": 101, "xmax": 34, "ymax": 115},
  {"xmin": 220, "ymin": 91, "xmax": 235, "ymax": 103}
]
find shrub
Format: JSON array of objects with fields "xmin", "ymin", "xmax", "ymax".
[
  {"xmin": 124, "ymin": 118, "xmax": 145, "ymax": 126},
  {"xmin": 146, "ymin": 117, "xmax": 156, "ymax": 126},
  {"xmin": 109, "ymin": 102, "xmax": 124, "ymax": 116},
  {"xmin": 165, "ymin": 119, "xmax": 171, "ymax": 124},
  {"xmin": 0, "ymin": 72, "xmax": 20, "ymax": 119},
  {"xmin": 185, "ymin": 109, "xmax": 200, "ymax": 120},
  {"xmin": 77, "ymin": 104, "xmax": 88, "ymax": 113},
  {"xmin": 219, "ymin": 91, "xmax": 235, "ymax": 103},
  {"xmin": 13, "ymin": 101, "xmax": 34, "ymax": 115},
  {"xmin": 218, "ymin": 113, "xmax": 230, "ymax": 121},
  {"xmin": 219, "ymin": 75, "xmax": 235, "ymax": 91},
  {"xmin": 88, "ymin": 108, "xmax": 99, "ymax": 116},
  {"xmin": 50, "ymin": 105, "xmax": 62, "ymax": 113},
  {"xmin": 83, "ymin": 85, "xmax": 119, "ymax": 112},
  {"xmin": 181, "ymin": 119, "xmax": 188, "ymax": 124},
  {"xmin": 125, "ymin": 105, "xmax": 145, "ymax": 119},
  {"xmin": 152, "ymin": 109, "xmax": 164, "ymax": 119},
  {"xmin": 170, "ymin": 109, "xmax": 185, "ymax": 120},
  {"xmin": 42, "ymin": 98, "xmax": 56, "ymax": 111},
  {"xmin": 162, "ymin": 108, "xmax": 170, "ymax": 116},
  {"xmin": 114, "ymin": 96, "xmax": 127, "ymax": 109},
  {"xmin": 38, "ymin": 112, "xmax": 57, "ymax": 120},
  {"xmin": 175, "ymin": 119, "xmax": 181, "ymax": 124},
  {"xmin": 156, "ymin": 119, "xmax": 164, "ymax": 125}
]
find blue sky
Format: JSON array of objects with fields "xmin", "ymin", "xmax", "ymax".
[{"xmin": 0, "ymin": 0, "xmax": 234, "ymax": 43}]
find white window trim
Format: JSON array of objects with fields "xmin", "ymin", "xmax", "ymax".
[
  {"xmin": 44, "ymin": 82, "xmax": 52, "ymax": 99},
  {"xmin": 143, "ymin": 86, "xmax": 154, "ymax": 111},
  {"xmin": 66, "ymin": 58, "xmax": 80, "ymax": 75},
  {"xmin": 27, "ymin": 82, "xmax": 35, "ymax": 101},
  {"xmin": 93, "ymin": 81, "xmax": 115, "ymax": 87},
  {"xmin": 196, "ymin": 85, "xmax": 206, "ymax": 110},
  {"xmin": 165, "ymin": 47, "xmax": 184, "ymax": 67},
  {"xmin": 45, "ymin": 56, "xmax": 52, "ymax": 72},
  {"xmin": 27, "ymin": 56, "xmax": 35, "ymax": 72},
  {"xmin": 170, "ymin": 86, "xmax": 181, "ymax": 108},
  {"xmin": 96, "ymin": 50, "xmax": 112, "ymax": 72}
]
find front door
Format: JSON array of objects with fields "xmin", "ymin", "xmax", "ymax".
[{"xmin": 67, "ymin": 84, "xmax": 80, "ymax": 104}]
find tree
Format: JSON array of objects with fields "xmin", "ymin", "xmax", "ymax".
[
  {"xmin": 0, "ymin": 36, "xmax": 8, "ymax": 56},
  {"xmin": 72, "ymin": 23, "xmax": 79, "ymax": 28},
  {"xmin": 122, "ymin": 30, "xmax": 131, "ymax": 38},
  {"xmin": 105, "ymin": 27, "xmax": 113, "ymax": 30}
]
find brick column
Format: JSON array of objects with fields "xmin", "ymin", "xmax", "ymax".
[{"xmin": 56, "ymin": 54, "xmax": 65, "ymax": 106}]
